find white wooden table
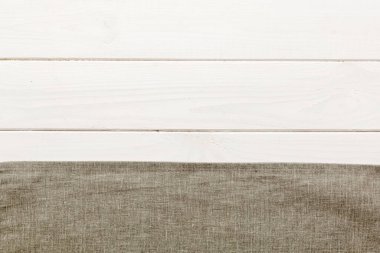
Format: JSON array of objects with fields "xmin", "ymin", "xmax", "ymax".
[{"xmin": 1, "ymin": 0, "xmax": 379, "ymax": 164}]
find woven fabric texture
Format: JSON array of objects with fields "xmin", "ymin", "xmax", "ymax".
[{"xmin": 1, "ymin": 162, "xmax": 379, "ymax": 252}]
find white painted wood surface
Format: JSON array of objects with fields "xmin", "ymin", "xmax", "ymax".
[
  {"xmin": 1, "ymin": 61, "xmax": 380, "ymax": 130},
  {"xmin": 1, "ymin": 0, "xmax": 380, "ymax": 59},
  {"xmin": 0, "ymin": 132, "xmax": 379, "ymax": 164},
  {"xmin": 0, "ymin": 1, "xmax": 379, "ymax": 163}
]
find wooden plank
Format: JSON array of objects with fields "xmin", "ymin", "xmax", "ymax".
[
  {"xmin": 1, "ymin": 0, "xmax": 380, "ymax": 59},
  {"xmin": 0, "ymin": 132, "xmax": 379, "ymax": 164},
  {"xmin": 1, "ymin": 61, "xmax": 380, "ymax": 130}
]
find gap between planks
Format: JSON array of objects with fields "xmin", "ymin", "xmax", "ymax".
[
  {"xmin": 1, "ymin": 129, "xmax": 380, "ymax": 133},
  {"xmin": 1, "ymin": 58, "xmax": 380, "ymax": 62}
]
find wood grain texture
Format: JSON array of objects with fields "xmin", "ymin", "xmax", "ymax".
[
  {"xmin": 1, "ymin": 61, "xmax": 379, "ymax": 130},
  {"xmin": 0, "ymin": 132, "xmax": 379, "ymax": 164},
  {"xmin": 1, "ymin": 0, "xmax": 380, "ymax": 59}
]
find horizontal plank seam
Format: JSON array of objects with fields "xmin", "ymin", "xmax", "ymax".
[
  {"xmin": 2, "ymin": 58, "xmax": 380, "ymax": 62},
  {"xmin": 0, "ymin": 129, "xmax": 380, "ymax": 133}
]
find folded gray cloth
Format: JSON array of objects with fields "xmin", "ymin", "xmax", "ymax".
[{"xmin": 1, "ymin": 162, "xmax": 379, "ymax": 252}]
